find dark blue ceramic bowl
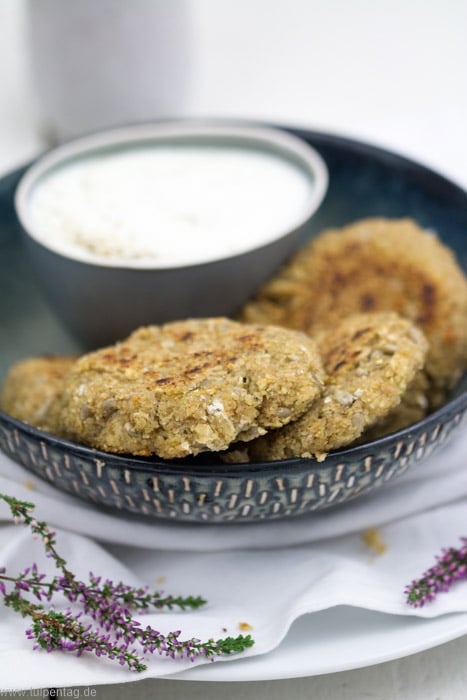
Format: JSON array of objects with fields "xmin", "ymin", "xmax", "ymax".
[{"xmin": 0, "ymin": 127, "xmax": 466, "ymax": 523}]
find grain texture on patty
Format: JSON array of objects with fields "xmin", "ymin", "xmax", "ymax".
[
  {"xmin": 0, "ymin": 355, "xmax": 78, "ymax": 433},
  {"xmin": 357, "ymin": 369, "xmax": 430, "ymax": 443},
  {"xmin": 245, "ymin": 313, "xmax": 428, "ymax": 461},
  {"xmin": 58, "ymin": 318, "xmax": 324, "ymax": 459},
  {"xmin": 240, "ymin": 218, "xmax": 467, "ymax": 399}
]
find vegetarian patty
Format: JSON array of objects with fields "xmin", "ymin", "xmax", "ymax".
[
  {"xmin": 244, "ymin": 313, "xmax": 428, "ymax": 461},
  {"xmin": 0, "ymin": 355, "xmax": 78, "ymax": 433},
  {"xmin": 357, "ymin": 369, "xmax": 430, "ymax": 443},
  {"xmin": 240, "ymin": 218, "xmax": 467, "ymax": 401},
  {"xmin": 58, "ymin": 318, "xmax": 325, "ymax": 459}
]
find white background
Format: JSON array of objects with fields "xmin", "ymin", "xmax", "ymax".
[{"xmin": 0, "ymin": 1, "xmax": 466, "ymax": 698}]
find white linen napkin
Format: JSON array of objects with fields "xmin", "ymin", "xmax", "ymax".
[{"xmin": 0, "ymin": 433, "xmax": 466, "ymax": 690}]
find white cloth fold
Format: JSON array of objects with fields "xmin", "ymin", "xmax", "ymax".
[{"xmin": 0, "ymin": 433, "xmax": 466, "ymax": 690}]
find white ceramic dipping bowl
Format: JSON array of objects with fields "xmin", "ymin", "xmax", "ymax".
[{"xmin": 15, "ymin": 121, "xmax": 328, "ymax": 348}]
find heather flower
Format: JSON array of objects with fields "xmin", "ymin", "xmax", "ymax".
[
  {"xmin": 405, "ymin": 538, "xmax": 467, "ymax": 607},
  {"xmin": 0, "ymin": 492, "xmax": 254, "ymax": 671}
]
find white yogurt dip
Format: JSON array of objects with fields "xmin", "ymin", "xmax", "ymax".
[{"xmin": 27, "ymin": 144, "xmax": 315, "ymax": 268}]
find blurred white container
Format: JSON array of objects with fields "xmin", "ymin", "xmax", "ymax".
[{"xmin": 25, "ymin": 0, "xmax": 192, "ymax": 142}]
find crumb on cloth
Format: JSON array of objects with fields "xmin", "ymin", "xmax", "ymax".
[
  {"xmin": 361, "ymin": 527, "xmax": 387, "ymax": 555},
  {"xmin": 239, "ymin": 622, "xmax": 254, "ymax": 631}
]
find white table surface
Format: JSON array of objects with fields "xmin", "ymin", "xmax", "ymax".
[{"xmin": 1, "ymin": 1, "xmax": 466, "ymax": 697}]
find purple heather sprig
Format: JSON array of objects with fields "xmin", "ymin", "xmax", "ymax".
[
  {"xmin": 0, "ymin": 493, "xmax": 254, "ymax": 671},
  {"xmin": 405, "ymin": 538, "xmax": 467, "ymax": 607}
]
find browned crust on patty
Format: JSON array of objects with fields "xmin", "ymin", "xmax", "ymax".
[
  {"xmin": 240, "ymin": 218, "xmax": 467, "ymax": 398},
  {"xmin": 356, "ymin": 369, "xmax": 430, "ymax": 443},
  {"xmin": 244, "ymin": 313, "xmax": 428, "ymax": 461},
  {"xmin": 0, "ymin": 355, "xmax": 78, "ymax": 433},
  {"xmin": 58, "ymin": 318, "xmax": 325, "ymax": 459}
]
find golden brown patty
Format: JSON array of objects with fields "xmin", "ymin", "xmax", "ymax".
[
  {"xmin": 356, "ymin": 370, "xmax": 430, "ymax": 443},
  {"xmin": 58, "ymin": 318, "xmax": 325, "ymax": 459},
  {"xmin": 0, "ymin": 355, "xmax": 78, "ymax": 433},
  {"xmin": 240, "ymin": 218, "xmax": 467, "ymax": 398},
  {"xmin": 244, "ymin": 313, "xmax": 428, "ymax": 461}
]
